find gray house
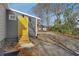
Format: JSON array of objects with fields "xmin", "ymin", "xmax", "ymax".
[
  {"xmin": 6, "ymin": 8, "xmax": 40, "ymax": 38},
  {"xmin": 0, "ymin": 4, "xmax": 40, "ymax": 48}
]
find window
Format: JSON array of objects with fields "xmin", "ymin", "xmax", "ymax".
[{"xmin": 9, "ymin": 13, "xmax": 16, "ymax": 20}]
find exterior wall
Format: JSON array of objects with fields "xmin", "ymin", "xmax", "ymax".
[
  {"xmin": 0, "ymin": 4, "xmax": 6, "ymax": 41},
  {"xmin": 28, "ymin": 17, "xmax": 37, "ymax": 37},
  {"xmin": 0, "ymin": 4, "xmax": 8, "ymax": 51},
  {"xmin": 6, "ymin": 10, "xmax": 38, "ymax": 40},
  {"xmin": 6, "ymin": 10, "xmax": 18, "ymax": 40}
]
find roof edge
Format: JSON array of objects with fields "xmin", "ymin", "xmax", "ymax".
[{"xmin": 8, "ymin": 8, "xmax": 40, "ymax": 19}]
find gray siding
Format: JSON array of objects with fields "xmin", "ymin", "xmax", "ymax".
[
  {"xmin": 28, "ymin": 17, "xmax": 36, "ymax": 37},
  {"xmin": 0, "ymin": 4, "xmax": 6, "ymax": 41},
  {"xmin": 6, "ymin": 10, "xmax": 18, "ymax": 39},
  {"xmin": 6, "ymin": 10, "xmax": 37, "ymax": 40}
]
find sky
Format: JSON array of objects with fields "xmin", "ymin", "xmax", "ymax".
[{"xmin": 9, "ymin": 3, "xmax": 37, "ymax": 16}]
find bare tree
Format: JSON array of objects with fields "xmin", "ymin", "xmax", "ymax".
[{"xmin": 33, "ymin": 3, "xmax": 51, "ymax": 27}]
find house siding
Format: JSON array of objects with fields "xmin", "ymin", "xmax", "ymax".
[
  {"xmin": 6, "ymin": 10, "xmax": 37, "ymax": 40},
  {"xmin": 0, "ymin": 4, "xmax": 6, "ymax": 41}
]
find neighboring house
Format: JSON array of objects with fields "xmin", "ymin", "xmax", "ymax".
[{"xmin": 38, "ymin": 25, "xmax": 48, "ymax": 31}]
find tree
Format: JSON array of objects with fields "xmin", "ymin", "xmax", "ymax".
[
  {"xmin": 33, "ymin": 3, "xmax": 65, "ymax": 30},
  {"xmin": 33, "ymin": 3, "xmax": 51, "ymax": 27},
  {"xmin": 33, "ymin": 3, "xmax": 79, "ymax": 35},
  {"xmin": 62, "ymin": 4, "xmax": 78, "ymax": 34},
  {"xmin": 50, "ymin": 4, "xmax": 65, "ymax": 32}
]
